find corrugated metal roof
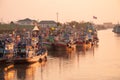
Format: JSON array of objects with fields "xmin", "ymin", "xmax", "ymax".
[
  {"xmin": 17, "ymin": 18, "xmax": 37, "ymax": 23},
  {"xmin": 39, "ymin": 20, "xmax": 56, "ymax": 24}
]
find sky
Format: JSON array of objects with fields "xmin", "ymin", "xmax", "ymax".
[{"xmin": 0, "ymin": 0, "xmax": 120, "ymax": 24}]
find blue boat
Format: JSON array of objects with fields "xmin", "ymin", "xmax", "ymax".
[
  {"xmin": 0, "ymin": 40, "xmax": 14, "ymax": 63},
  {"xmin": 112, "ymin": 24, "xmax": 120, "ymax": 33},
  {"xmin": 12, "ymin": 26, "xmax": 48, "ymax": 64}
]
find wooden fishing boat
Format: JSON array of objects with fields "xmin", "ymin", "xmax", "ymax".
[
  {"xmin": 42, "ymin": 42, "xmax": 52, "ymax": 51},
  {"xmin": 13, "ymin": 52, "xmax": 47, "ymax": 64},
  {"xmin": 75, "ymin": 39, "xmax": 93, "ymax": 51},
  {"xmin": 52, "ymin": 40, "xmax": 76, "ymax": 51},
  {"xmin": 13, "ymin": 26, "xmax": 48, "ymax": 64},
  {"xmin": 13, "ymin": 44, "xmax": 47, "ymax": 64},
  {"xmin": 112, "ymin": 24, "xmax": 120, "ymax": 34},
  {"xmin": 0, "ymin": 40, "xmax": 14, "ymax": 63}
]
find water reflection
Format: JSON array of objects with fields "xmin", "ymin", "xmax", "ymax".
[
  {"xmin": 0, "ymin": 61, "xmax": 47, "ymax": 80},
  {"xmin": 77, "ymin": 44, "xmax": 98, "ymax": 56},
  {"xmin": 15, "ymin": 64, "xmax": 35, "ymax": 80},
  {"xmin": 114, "ymin": 33, "xmax": 120, "ymax": 37},
  {"xmin": 114, "ymin": 33, "xmax": 120, "ymax": 41},
  {"xmin": 49, "ymin": 50, "xmax": 76, "ymax": 60},
  {"xmin": 0, "ymin": 65, "xmax": 6, "ymax": 80},
  {"xmin": 48, "ymin": 44, "xmax": 97, "ymax": 60},
  {"xmin": 0, "ymin": 64, "xmax": 14, "ymax": 80},
  {"xmin": 14, "ymin": 62, "xmax": 46, "ymax": 80}
]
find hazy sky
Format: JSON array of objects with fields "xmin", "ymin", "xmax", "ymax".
[{"xmin": 0, "ymin": 0, "xmax": 120, "ymax": 24}]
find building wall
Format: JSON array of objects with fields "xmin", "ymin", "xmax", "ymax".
[
  {"xmin": 39, "ymin": 23, "xmax": 57, "ymax": 28},
  {"xmin": 103, "ymin": 22, "xmax": 114, "ymax": 28}
]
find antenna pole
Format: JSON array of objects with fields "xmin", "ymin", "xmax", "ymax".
[{"xmin": 56, "ymin": 12, "xmax": 58, "ymax": 23}]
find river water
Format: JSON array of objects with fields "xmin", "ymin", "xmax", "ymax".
[{"xmin": 0, "ymin": 29, "xmax": 120, "ymax": 80}]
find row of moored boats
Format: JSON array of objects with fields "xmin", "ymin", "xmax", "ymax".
[{"xmin": 0, "ymin": 24, "xmax": 99, "ymax": 64}]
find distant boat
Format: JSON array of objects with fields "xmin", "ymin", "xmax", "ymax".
[{"xmin": 112, "ymin": 24, "xmax": 120, "ymax": 33}]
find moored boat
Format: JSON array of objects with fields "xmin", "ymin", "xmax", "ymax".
[
  {"xmin": 0, "ymin": 42, "xmax": 6, "ymax": 63},
  {"xmin": 51, "ymin": 39, "xmax": 76, "ymax": 51},
  {"xmin": 13, "ymin": 41, "xmax": 48, "ymax": 64},
  {"xmin": 12, "ymin": 26, "xmax": 48, "ymax": 64},
  {"xmin": 75, "ymin": 24, "xmax": 99, "ymax": 51},
  {"xmin": 112, "ymin": 24, "xmax": 120, "ymax": 33},
  {"xmin": 13, "ymin": 48, "xmax": 47, "ymax": 64},
  {"xmin": 0, "ymin": 39, "xmax": 14, "ymax": 63}
]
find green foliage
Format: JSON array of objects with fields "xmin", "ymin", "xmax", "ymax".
[
  {"xmin": 64, "ymin": 21, "xmax": 93, "ymax": 31},
  {"xmin": 0, "ymin": 24, "xmax": 34, "ymax": 34}
]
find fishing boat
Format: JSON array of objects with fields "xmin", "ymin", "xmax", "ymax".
[
  {"xmin": 13, "ymin": 45, "xmax": 47, "ymax": 64},
  {"xmin": 112, "ymin": 24, "xmax": 120, "ymax": 33},
  {"xmin": 0, "ymin": 40, "xmax": 6, "ymax": 63},
  {"xmin": 76, "ymin": 24, "xmax": 99, "ymax": 51},
  {"xmin": 12, "ymin": 26, "xmax": 48, "ymax": 64},
  {"xmin": 0, "ymin": 39, "xmax": 14, "ymax": 63},
  {"xmin": 52, "ymin": 41, "xmax": 76, "ymax": 51},
  {"xmin": 50, "ymin": 28, "xmax": 76, "ymax": 51},
  {"xmin": 75, "ymin": 35, "xmax": 85, "ymax": 48}
]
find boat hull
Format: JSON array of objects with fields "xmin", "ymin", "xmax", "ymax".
[
  {"xmin": 0, "ymin": 58, "xmax": 7, "ymax": 63},
  {"xmin": 13, "ymin": 51, "xmax": 47, "ymax": 64},
  {"xmin": 52, "ymin": 42, "xmax": 76, "ymax": 51}
]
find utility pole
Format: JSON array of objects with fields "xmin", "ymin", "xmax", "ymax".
[
  {"xmin": 56, "ymin": 12, "xmax": 59, "ymax": 27},
  {"xmin": 1, "ymin": 18, "xmax": 3, "ymax": 24},
  {"xmin": 56, "ymin": 12, "xmax": 58, "ymax": 23}
]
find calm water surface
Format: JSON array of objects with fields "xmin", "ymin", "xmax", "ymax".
[{"xmin": 0, "ymin": 29, "xmax": 120, "ymax": 80}]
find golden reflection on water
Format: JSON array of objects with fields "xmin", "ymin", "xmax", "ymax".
[{"xmin": 0, "ymin": 61, "xmax": 47, "ymax": 80}]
